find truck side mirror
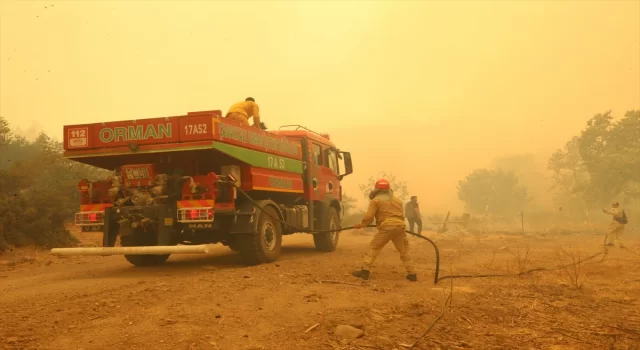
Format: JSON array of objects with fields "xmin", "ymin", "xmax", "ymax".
[{"xmin": 338, "ymin": 151, "xmax": 353, "ymax": 180}]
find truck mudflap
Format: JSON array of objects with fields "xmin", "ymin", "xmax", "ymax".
[{"xmin": 50, "ymin": 244, "xmax": 218, "ymax": 257}]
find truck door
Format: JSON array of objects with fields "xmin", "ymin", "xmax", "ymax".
[
  {"xmin": 299, "ymin": 138, "xmax": 328, "ymax": 230},
  {"xmin": 322, "ymin": 147, "xmax": 341, "ymax": 200},
  {"xmin": 308, "ymin": 141, "xmax": 328, "ymax": 201}
]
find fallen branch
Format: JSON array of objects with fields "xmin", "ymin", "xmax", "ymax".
[
  {"xmin": 304, "ymin": 323, "xmax": 320, "ymax": 333},
  {"xmin": 448, "ymin": 263, "xmax": 454, "ymax": 312},
  {"xmin": 319, "ymin": 280, "xmax": 365, "ymax": 287},
  {"xmin": 551, "ymin": 327, "xmax": 598, "ymax": 345},
  {"xmin": 626, "ymin": 247, "xmax": 640, "ymax": 257},
  {"xmin": 406, "ymin": 291, "xmax": 446, "ymax": 349},
  {"xmin": 408, "ymin": 312, "xmax": 444, "ymax": 348},
  {"xmin": 436, "ymin": 251, "xmax": 604, "ymax": 283},
  {"xmin": 338, "ymin": 339, "xmax": 355, "ymax": 350}
]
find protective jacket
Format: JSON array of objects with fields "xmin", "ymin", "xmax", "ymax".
[
  {"xmin": 226, "ymin": 101, "xmax": 261, "ymax": 126},
  {"xmin": 359, "ymin": 190, "xmax": 405, "ymax": 229}
]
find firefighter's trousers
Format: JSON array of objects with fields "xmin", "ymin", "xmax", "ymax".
[
  {"xmin": 225, "ymin": 112, "xmax": 250, "ymax": 126},
  {"xmin": 362, "ymin": 226, "xmax": 416, "ymax": 274},
  {"xmin": 605, "ymin": 221, "xmax": 625, "ymax": 247}
]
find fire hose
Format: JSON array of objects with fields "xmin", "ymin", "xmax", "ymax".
[
  {"xmin": 232, "ymin": 184, "xmax": 607, "ymax": 285},
  {"xmin": 230, "ymin": 184, "xmax": 441, "ymax": 283}
]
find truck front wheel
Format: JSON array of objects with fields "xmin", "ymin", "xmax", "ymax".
[
  {"xmin": 313, "ymin": 207, "xmax": 340, "ymax": 252},
  {"xmin": 238, "ymin": 206, "xmax": 282, "ymax": 265},
  {"xmin": 120, "ymin": 231, "xmax": 170, "ymax": 267}
]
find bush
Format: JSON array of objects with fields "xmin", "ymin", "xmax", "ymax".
[{"xmin": 0, "ymin": 118, "xmax": 109, "ymax": 252}]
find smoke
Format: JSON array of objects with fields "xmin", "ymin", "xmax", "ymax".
[{"xmin": 13, "ymin": 120, "xmax": 45, "ymax": 141}]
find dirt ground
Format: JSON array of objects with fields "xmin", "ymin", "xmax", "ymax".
[{"xmin": 1, "ymin": 228, "xmax": 639, "ymax": 350}]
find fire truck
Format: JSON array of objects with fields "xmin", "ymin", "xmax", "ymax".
[{"xmin": 52, "ymin": 109, "xmax": 353, "ymax": 266}]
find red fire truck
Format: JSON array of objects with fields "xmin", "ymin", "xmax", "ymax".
[{"xmin": 52, "ymin": 110, "xmax": 353, "ymax": 266}]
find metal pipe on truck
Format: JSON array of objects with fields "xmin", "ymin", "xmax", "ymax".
[{"xmin": 50, "ymin": 244, "xmax": 217, "ymax": 256}]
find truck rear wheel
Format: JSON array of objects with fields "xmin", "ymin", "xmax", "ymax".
[
  {"xmin": 313, "ymin": 207, "xmax": 340, "ymax": 252},
  {"xmin": 238, "ymin": 206, "xmax": 282, "ymax": 265},
  {"xmin": 120, "ymin": 232, "xmax": 170, "ymax": 267}
]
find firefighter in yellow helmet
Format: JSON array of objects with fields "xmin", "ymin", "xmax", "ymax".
[
  {"xmin": 225, "ymin": 97, "xmax": 261, "ymax": 129},
  {"xmin": 352, "ymin": 179, "xmax": 417, "ymax": 281}
]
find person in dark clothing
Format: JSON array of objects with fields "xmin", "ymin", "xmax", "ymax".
[{"xmin": 405, "ymin": 196, "xmax": 422, "ymax": 235}]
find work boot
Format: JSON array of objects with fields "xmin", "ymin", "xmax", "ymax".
[
  {"xmin": 406, "ymin": 274, "xmax": 417, "ymax": 282},
  {"xmin": 351, "ymin": 269, "xmax": 370, "ymax": 280}
]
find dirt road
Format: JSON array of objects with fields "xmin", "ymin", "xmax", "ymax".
[{"xmin": 1, "ymin": 230, "xmax": 639, "ymax": 350}]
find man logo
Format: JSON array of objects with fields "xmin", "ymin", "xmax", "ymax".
[{"xmin": 188, "ymin": 223, "xmax": 213, "ymax": 229}]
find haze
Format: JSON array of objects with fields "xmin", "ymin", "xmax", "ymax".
[{"xmin": 1, "ymin": 0, "xmax": 639, "ymax": 213}]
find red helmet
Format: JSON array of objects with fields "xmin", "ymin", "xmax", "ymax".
[{"xmin": 374, "ymin": 179, "xmax": 390, "ymax": 190}]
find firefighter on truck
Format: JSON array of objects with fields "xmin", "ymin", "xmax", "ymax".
[{"xmin": 225, "ymin": 97, "xmax": 262, "ymax": 129}]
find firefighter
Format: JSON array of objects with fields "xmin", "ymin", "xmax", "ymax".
[
  {"xmin": 225, "ymin": 97, "xmax": 261, "ymax": 129},
  {"xmin": 352, "ymin": 179, "xmax": 417, "ymax": 281},
  {"xmin": 603, "ymin": 201, "xmax": 626, "ymax": 248},
  {"xmin": 405, "ymin": 195, "xmax": 422, "ymax": 235}
]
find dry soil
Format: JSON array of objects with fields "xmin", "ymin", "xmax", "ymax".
[{"xmin": 1, "ymin": 228, "xmax": 639, "ymax": 350}]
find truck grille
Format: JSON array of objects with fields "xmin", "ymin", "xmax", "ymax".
[{"xmin": 177, "ymin": 207, "xmax": 213, "ymax": 223}]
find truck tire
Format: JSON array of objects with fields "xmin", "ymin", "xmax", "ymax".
[
  {"xmin": 120, "ymin": 232, "xmax": 170, "ymax": 267},
  {"xmin": 238, "ymin": 206, "xmax": 282, "ymax": 265},
  {"xmin": 313, "ymin": 207, "xmax": 340, "ymax": 252}
]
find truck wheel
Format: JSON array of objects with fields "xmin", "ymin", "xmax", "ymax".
[
  {"xmin": 313, "ymin": 207, "xmax": 340, "ymax": 252},
  {"xmin": 120, "ymin": 232, "xmax": 170, "ymax": 267},
  {"xmin": 238, "ymin": 206, "xmax": 282, "ymax": 265}
]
